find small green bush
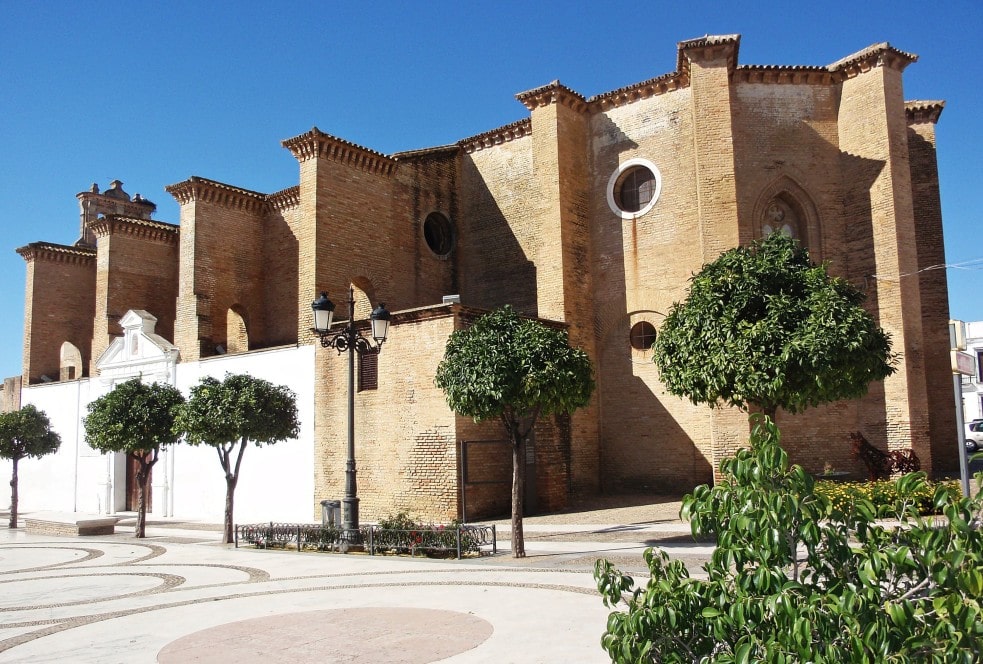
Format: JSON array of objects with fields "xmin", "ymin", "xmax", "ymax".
[
  {"xmin": 375, "ymin": 511, "xmax": 480, "ymax": 556},
  {"xmin": 815, "ymin": 479, "xmax": 961, "ymax": 516},
  {"xmin": 595, "ymin": 416, "xmax": 983, "ymax": 662}
]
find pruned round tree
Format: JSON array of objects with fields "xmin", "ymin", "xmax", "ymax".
[
  {"xmin": 174, "ymin": 373, "xmax": 299, "ymax": 544},
  {"xmin": 434, "ymin": 305, "xmax": 595, "ymax": 557},
  {"xmin": 84, "ymin": 379, "xmax": 185, "ymax": 538},
  {"xmin": 0, "ymin": 405, "xmax": 61, "ymax": 529},
  {"xmin": 653, "ymin": 232, "xmax": 895, "ymax": 420}
]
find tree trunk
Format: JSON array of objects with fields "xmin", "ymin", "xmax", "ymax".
[
  {"xmin": 511, "ymin": 437, "xmax": 525, "ymax": 558},
  {"xmin": 223, "ymin": 475, "xmax": 237, "ymax": 544},
  {"xmin": 135, "ymin": 467, "xmax": 148, "ymax": 539},
  {"xmin": 9, "ymin": 457, "xmax": 19, "ymax": 529}
]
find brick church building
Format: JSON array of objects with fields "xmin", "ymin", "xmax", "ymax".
[{"xmin": 6, "ymin": 35, "xmax": 956, "ymax": 523}]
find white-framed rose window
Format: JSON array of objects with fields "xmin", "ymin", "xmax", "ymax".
[{"xmin": 607, "ymin": 158, "xmax": 662, "ymax": 219}]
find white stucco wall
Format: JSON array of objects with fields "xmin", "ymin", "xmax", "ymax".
[
  {"xmin": 962, "ymin": 321, "xmax": 983, "ymax": 423},
  {"xmin": 171, "ymin": 345, "xmax": 316, "ymax": 523},
  {"xmin": 1, "ymin": 344, "xmax": 317, "ymax": 525}
]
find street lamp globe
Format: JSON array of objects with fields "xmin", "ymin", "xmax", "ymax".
[
  {"xmin": 370, "ymin": 303, "xmax": 391, "ymax": 344},
  {"xmin": 311, "ymin": 292, "xmax": 335, "ymax": 333}
]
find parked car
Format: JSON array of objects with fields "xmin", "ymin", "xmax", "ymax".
[{"xmin": 966, "ymin": 420, "xmax": 983, "ymax": 453}]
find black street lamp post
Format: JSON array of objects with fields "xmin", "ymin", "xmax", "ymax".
[{"xmin": 311, "ymin": 287, "xmax": 391, "ymax": 533}]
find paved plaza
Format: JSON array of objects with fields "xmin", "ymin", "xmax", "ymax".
[{"xmin": 0, "ymin": 497, "xmax": 710, "ymax": 663}]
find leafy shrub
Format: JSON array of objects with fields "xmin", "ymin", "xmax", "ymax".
[
  {"xmin": 374, "ymin": 511, "xmax": 480, "ymax": 556},
  {"xmin": 595, "ymin": 416, "xmax": 983, "ymax": 662},
  {"xmin": 815, "ymin": 478, "xmax": 961, "ymax": 517}
]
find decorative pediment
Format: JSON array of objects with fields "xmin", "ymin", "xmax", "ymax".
[{"xmin": 96, "ymin": 310, "xmax": 179, "ymax": 383}]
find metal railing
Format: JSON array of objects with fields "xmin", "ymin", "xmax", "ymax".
[{"xmin": 234, "ymin": 522, "xmax": 497, "ymax": 559}]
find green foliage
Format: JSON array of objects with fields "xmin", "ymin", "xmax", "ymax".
[
  {"xmin": 815, "ymin": 479, "xmax": 962, "ymax": 517},
  {"xmin": 0, "ymin": 404, "xmax": 61, "ymax": 462},
  {"xmin": 84, "ymin": 379, "xmax": 185, "ymax": 455},
  {"xmin": 434, "ymin": 305, "xmax": 595, "ymax": 425},
  {"xmin": 595, "ymin": 416, "xmax": 983, "ymax": 662},
  {"xmin": 653, "ymin": 233, "xmax": 895, "ymax": 417},
  {"xmin": 435, "ymin": 305, "xmax": 595, "ymax": 557},
  {"xmin": 175, "ymin": 373, "xmax": 299, "ymax": 451},
  {"xmin": 174, "ymin": 373, "xmax": 299, "ymax": 544},
  {"xmin": 0, "ymin": 404, "xmax": 61, "ymax": 529},
  {"xmin": 84, "ymin": 379, "xmax": 185, "ymax": 537},
  {"xmin": 374, "ymin": 511, "xmax": 480, "ymax": 556}
]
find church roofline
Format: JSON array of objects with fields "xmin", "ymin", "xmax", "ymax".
[
  {"xmin": 88, "ymin": 215, "xmax": 179, "ymax": 244},
  {"xmin": 516, "ymin": 80, "xmax": 588, "ymax": 112},
  {"xmin": 16, "ymin": 241, "xmax": 96, "ymax": 265},
  {"xmin": 458, "ymin": 118, "xmax": 532, "ymax": 153},
  {"xmin": 905, "ymin": 100, "xmax": 945, "ymax": 124},
  {"xmin": 588, "ymin": 71, "xmax": 685, "ymax": 109},
  {"xmin": 268, "ymin": 185, "xmax": 301, "ymax": 211},
  {"xmin": 166, "ymin": 176, "xmax": 268, "ymax": 213},
  {"xmin": 676, "ymin": 34, "xmax": 741, "ymax": 82},
  {"xmin": 735, "ymin": 65, "xmax": 833, "ymax": 85},
  {"xmin": 392, "ymin": 144, "xmax": 460, "ymax": 160},
  {"xmin": 827, "ymin": 42, "xmax": 917, "ymax": 78},
  {"xmin": 281, "ymin": 126, "xmax": 397, "ymax": 176}
]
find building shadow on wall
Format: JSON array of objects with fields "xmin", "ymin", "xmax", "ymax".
[
  {"xmin": 257, "ymin": 212, "xmax": 300, "ymax": 348},
  {"xmin": 591, "ymin": 114, "xmax": 711, "ymax": 493},
  {"xmin": 457, "ymin": 154, "xmax": 537, "ymax": 315}
]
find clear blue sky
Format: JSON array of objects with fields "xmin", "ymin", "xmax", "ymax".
[{"xmin": 1, "ymin": 1, "xmax": 980, "ymax": 380}]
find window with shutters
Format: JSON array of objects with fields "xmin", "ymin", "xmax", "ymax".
[{"xmin": 359, "ymin": 350, "xmax": 378, "ymax": 391}]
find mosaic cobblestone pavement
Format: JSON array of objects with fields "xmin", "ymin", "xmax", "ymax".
[{"xmin": 0, "ymin": 498, "xmax": 709, "ymax": 663}]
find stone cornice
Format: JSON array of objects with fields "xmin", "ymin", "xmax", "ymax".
[
  {"xmin": 459, "ymin": 118, "xmax": 532, "ymax": 154},
  {"xmin": 268, "ymin": 186, "xmax": 300, "ymax": 211},
  {"xmin": 905, "ymin": 100, "xmax": 945, "ymax": 125},
  {"xmin": 828, "ymin": 43, "xmax": 917, "ymax": 79},
  {"xmin": 165, "ymin": 176, "xmax": 268, "ymax": 214},
  {"xmin": 677, "ymin": 34, "xmax": 741, "ymax": 84},
  {"xmin": 392, "ymin": 145, "xmax": 460, "ymax": 160},
  {"xmin": 17, "ymin": 241, "xmax": 96, "ymax": 266},
  {"xmin": 281, "ymin": 126, "xmax": 397, "ymax": 176},
  {"xmin": 589, "ymin": 72, "xmax": 685, "ymax": 111},
  {"xmin": 736, "ymin": 65, "xmax": 832, "ymax": 85},
  {"xmin": 516, "ymin": 80, "xmax": 588, "ymax": 113},
  {"xmin": 88, "ymin": 215, "xmax": 179, "ymax": 244}
]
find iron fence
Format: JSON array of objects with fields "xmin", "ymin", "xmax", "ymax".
[{"xmin": 234, "ymin": 522, "xmax": 496, "ymax": 559}]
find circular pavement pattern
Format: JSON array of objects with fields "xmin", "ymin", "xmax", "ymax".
[
  {"xmin": 157, "ymin": 607, "xmax": 494, "ymax": 663},
  {"xmin": 0, "ymin": 573, "xmax": 167, "ymax": 608}
]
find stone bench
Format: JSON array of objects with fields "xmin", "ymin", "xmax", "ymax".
[{"xmin": 24, "ymin": 512, "xmax": 121, "ymax": 537}]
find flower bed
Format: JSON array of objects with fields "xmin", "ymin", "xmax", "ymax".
[
  {"xmin": 814, "ymin": 478, "xmax": 961, "ymax": 516},
  {"xmin": 234, "ymin": 520, "xmax": 496, "ymax": 558}
]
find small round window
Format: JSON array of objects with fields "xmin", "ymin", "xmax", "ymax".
[
  {"xmin": 607, "ymin": 158, "xmax": 662, "ymax": 219},
  {"xmin": 423, "ymin": 212, "xmax": 455, "ymax": 256},
  {"xmin": 629, "ymin": 321, "xmax": 657, "ymax": 350}
]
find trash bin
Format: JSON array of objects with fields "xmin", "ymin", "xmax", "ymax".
[{"xmin": 320, "ymin": 500, "xmax": 341, "ymax": 528}]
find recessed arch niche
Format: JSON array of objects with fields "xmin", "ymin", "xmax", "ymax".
[{"xmin": 751, "ymin": 176, "xmax": 822, "ymax": 261}]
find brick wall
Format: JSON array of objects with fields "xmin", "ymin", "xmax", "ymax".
[
  {"xmin": 168, "ymin": 179, "xmax": 266, "ymax": 360},
  {"xmin": 89, "ymin": 217, "xmax": 178, "ymax": 375},
  {"xmin": 458, "ymin": 132, "xmax": 538, "ymax": 314},
  {"xmin": 907, "ymin": 106, "xmax": 958, "ymax": 472},
  {"xmin": 18, "ymin": 244, "xmax": 96, "ymax": 383},
  {"xmin": 313, "ymin": 307, "xmax": 461, "ymax": 522},
  {"xmin": 17, "ymin": 35, "xmax": 957, "ymax": 516},
  {"xmin": 838, "ymin": 61, "xmax": 932, "ymax": 470}
]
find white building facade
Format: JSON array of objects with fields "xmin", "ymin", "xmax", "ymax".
[
  {"xmin": 961, "ymin": 321, "xmax": 983, "ymax": 423},
  {"xmin": 1, "ymin": 310, "xmax": 316, "ymax": 524}
]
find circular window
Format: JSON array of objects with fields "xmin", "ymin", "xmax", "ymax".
[
  {"xmin": 629, "ymin": 321, "xmax": 657, "ymax": 350},
  {"xmin": 607, "ymin": 158, "xmax": 662, "ymax": 219},
  {"xmin": 423, "ymin": 212, "xmax": 455, "ymax": 256}
]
